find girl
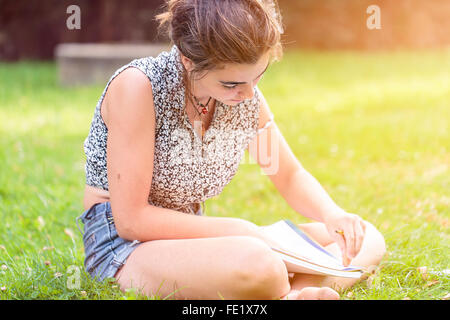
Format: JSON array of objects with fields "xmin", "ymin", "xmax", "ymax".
[{"xmin": 77, "ymin": 0, "xmax": 386, "ymax": 300}]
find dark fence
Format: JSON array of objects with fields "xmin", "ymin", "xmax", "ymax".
[
  {"xmin": 0, "ymin": 0, "xmax": 165, "ymax": 60},
  {"xmin": 1, "ymin": 0, "xmax": 449, "ymax": 61}
]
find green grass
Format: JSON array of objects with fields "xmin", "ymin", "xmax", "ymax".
[{"xmin": 0, "ymin": 48, "xmax": 449, "ymax": 300}]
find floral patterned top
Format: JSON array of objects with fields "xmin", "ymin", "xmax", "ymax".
[{"xmin": 83, "ymin": 45, "xmax": 273, "ymax": 215}]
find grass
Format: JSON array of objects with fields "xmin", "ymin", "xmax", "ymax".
[{"xmin": 0, "ymin": 48, "xmax": 449, "ymax": 300}]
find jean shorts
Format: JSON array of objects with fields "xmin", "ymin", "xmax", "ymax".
[
  {"xmin": 76, "ymin": 201, "xmax": 205, "ymax": 282},
  {"xmin": 76, "ymin": 202, "xmax": 142, "ymax": 282}
]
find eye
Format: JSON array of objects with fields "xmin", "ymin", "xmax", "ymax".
[{"xmin": 223, "ymin": 84, "xmax": 237, "ymax": 90}]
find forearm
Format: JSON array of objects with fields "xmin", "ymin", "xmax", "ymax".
[
  {"xmin": 117, "ymin": 204, "xmax": 262, "ymax": 242},
  {"xmin": 281, "ymin": 169, "xmax": 345, "ymax": 223}
]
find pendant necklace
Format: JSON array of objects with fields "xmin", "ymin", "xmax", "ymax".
[
  {"xmin": 189, "ymin": 94, "xmax": 212, "ymax": 137},
  {"xmin": 193, "ymin": 95, "xmax": 212, "ymax": 115}
]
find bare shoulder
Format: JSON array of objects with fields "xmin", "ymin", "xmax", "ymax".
[
  {"xmin": 109, "ymin": 66, "xmax": 152, "ymax": 92},
  {"xmin": 102, "ymin": 67, "xmax": 155, "ymax": 128}
]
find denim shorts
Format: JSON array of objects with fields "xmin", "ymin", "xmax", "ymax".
[
  {"xmin": 76, "ymin": 201, "xmax": 204, "ymax": 282},
  {"xmin": 76, "ymin": 202, "xmax": 142, "ymax": 282}
]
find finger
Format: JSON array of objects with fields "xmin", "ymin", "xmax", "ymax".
[
  {"xmin": 343, "ymin": 225, "xmax": 356, "ymax": 260},
  {"xmin": 361, "ymin": 219, "xmax": 367, "ymax": 234},
  {"xmin": 343, "ymin": 255, "xmax": 351, "ymax": 267},
  {"xmin": 353, "ymin": 219, "xmax": 365, "ymax": 257},
  {"xmin": 333, "ymin": 231, "xmax": 347, "ymax": 265}
]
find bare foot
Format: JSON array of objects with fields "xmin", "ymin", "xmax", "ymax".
[{"xmin": 282, "ymin": 287, "xmax": 340, "ymax": 300}]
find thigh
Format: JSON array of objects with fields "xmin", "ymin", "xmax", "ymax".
[{"xmin": 115, "ymin": 235, "xmax": 290, "ymax": 300}]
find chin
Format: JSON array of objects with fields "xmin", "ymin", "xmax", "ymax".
[
  {"xmin": 228, "ymin": 99, "xmax": 244, "ymax": 106},
  {"xmin": 216, "ymin": 98, "xmax": 240, "ymax": 106}
]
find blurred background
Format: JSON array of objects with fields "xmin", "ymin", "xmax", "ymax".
[
  {"xmin": 0, "ymin": 0, "xmax": 448, "ymax": 300},
  {"xmin": 1, "ymin": 0, "xmax": 449, "ymax": 86},
  {"xmin": 1, "ymin": 0, "xmax": 450, "ymax": 60}
]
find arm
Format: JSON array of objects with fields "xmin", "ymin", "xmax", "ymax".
[
  {"xmin": 247, "ymin": 90, "xmax": 365, "ymax": 264},
  {"xmin": 104, "ymin": 68, "xmax": 268, "ymax": 243},
  {"xmin": 247, "ymin": 89, "xmax": 341, "ymax": 222},
  {"xmin": 279, "ymin": 169, "xmax": 346, "ymax": 223},
  {"xmin": 282, "ymin": 169, "xmax": 366, "ymax": 265}
]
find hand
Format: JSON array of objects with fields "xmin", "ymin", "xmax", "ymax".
[{"xmin": 323, "ymin": 210, "xmax": 366, "ymax": 266}]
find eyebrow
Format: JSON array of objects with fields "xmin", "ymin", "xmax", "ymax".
[{"xmin": 219, "ymin": 62, "xmax": 269, "ymax": 85}]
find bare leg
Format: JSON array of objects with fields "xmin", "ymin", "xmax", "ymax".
[
  {"xmin": 114, "ymin": 221, "xmax": 384, "ymax": 300},
  {"xmin": 114, "ymin": 236, "xmax": 291, "ymax": 300},
  {"xmin": 288, "ymin": 220, "xmax": 386, "ymax": 293}
]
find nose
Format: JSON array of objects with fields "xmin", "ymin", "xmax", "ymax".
[{"xmin": 238, "ymin": 84, "xmax": 255, "ymax": 100}]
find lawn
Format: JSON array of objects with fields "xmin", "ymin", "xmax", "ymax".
[{"xmin": 0, "ymin": 48, "xmax": 449, "ymax": 300}]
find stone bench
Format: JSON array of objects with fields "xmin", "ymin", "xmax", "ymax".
[{"xmin": 55, "ymin": 42, "xmax": 170, "ymax": 87}]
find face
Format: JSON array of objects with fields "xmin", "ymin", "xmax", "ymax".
[{"xmin": 181, "ymin": 52, "xmax": 270, "ymax": 106}]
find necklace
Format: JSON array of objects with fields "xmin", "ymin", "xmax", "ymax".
[
  {"xmin": 188, "ymin": 94, "xmax": 213, "ymax": 138},
  {"xmin": 192, "ymin": 95, "xmax": 212, "ymax": 115}
]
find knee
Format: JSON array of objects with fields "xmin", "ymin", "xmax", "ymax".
[
  {"xmin": 362, "ymin": 220, "xmax": 386, "ymax": 265},
  {"xmin": 232, "ymin": 237, "xmax": 290, "ymax": 299}
]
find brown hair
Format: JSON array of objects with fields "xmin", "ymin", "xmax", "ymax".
[{"xmin": 155, "ymin": 0, "xmax": 284, "ymax": 104}]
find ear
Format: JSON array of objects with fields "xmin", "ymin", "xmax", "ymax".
[{"xmin": 179, "ymin": 52, "xmax": 195, "ymax": 72}]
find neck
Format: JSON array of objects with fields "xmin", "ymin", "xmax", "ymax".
[
  {"xmin": 188, "ymin": 80, "xmax": 211, "ymax": 103},
  {"xmin": 194, "ymin": 96, "xmax": 211, "ymax": 105}
]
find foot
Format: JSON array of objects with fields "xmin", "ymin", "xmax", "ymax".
[{"xmin": 282, "ymin": 287, "xmax": 340, "ymax": 300}]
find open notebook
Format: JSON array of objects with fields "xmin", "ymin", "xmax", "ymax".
[{"xmin": 260, "ymin": 220, "xmax": 364, "ymax": 279}]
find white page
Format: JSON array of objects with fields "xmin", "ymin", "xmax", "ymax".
[
  {"xmin": 261, "ymin": 220, "xmax": 347, "ymax": 270},
  {"xmin": 278, "ymin": 251, "xmax": 362, "ymax": 278}
]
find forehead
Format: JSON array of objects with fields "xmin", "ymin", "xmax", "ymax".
[{"xmin": 212, "ymin": 52, "xmax": 270, "ymax": 81}]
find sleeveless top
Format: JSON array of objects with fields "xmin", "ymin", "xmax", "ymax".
[{"xmin": 83, "ymin": 45, "xmax": 274, "ymax": 215}]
